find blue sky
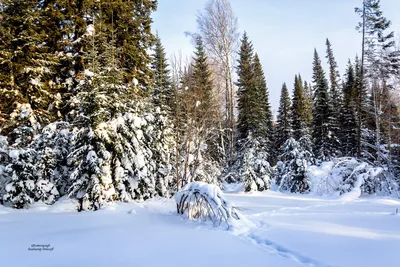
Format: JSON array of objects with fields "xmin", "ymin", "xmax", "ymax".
[{"xmin": 152, "ymin": 0, "xmax": 400, "ymax": 116}]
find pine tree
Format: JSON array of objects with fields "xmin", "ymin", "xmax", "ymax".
[
  {"xmin": 276, "ymin": 83, "xmax": 292, "ymax": 154},
  {"xmin": 311, "ymin": 49, "xmax": 337, "ymax": 161},
  {"xmin": 291, "ymin": 75, "xmax": 308, "ymax": 140},
  {"xmin": 151, "ymin": 34, "xmax": 172, "ymax": 110}
]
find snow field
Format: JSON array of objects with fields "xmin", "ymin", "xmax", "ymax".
[{"xmin": 1, "ymin": 191, "xmax": 399, "ymax": 267}]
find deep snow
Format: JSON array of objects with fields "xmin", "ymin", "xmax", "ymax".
[{"xmin": 1, "ymin": 191, "xmax": 399, "ymax": 267}]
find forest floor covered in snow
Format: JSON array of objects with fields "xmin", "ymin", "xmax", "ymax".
[{"xmin": 1, "ymin": 190, "xmax": 399, "ymax": 267}]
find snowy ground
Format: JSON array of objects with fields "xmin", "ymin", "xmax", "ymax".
[{"xmin": 1, "ymin": 191, "xmax": 399, "ymax": 267}]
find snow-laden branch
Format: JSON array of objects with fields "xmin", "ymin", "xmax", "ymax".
[{"xmin": 175, "ymin": 182, "xmax": 242, "ymax": 228}]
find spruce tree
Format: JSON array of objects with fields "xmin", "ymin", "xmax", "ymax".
[
  {"xmin": 325, "ymin": 38, "xmax": 342, "ymax": 155},
  {"xmin": 230, "ymin": 33, "xmax": 273, "ymax": 192},
  {"xmin": 276, "ymin": 83, "xmax": 292, "ymax": 154},
  {"xmin": 326, "ymin": 39, "xmax": 342, "ymax": 105},
  {"xmin": 236, "ymin": 32, "xmax": 255, "ymax": 140},
  {"xmin": 303, "ymin": 80, "xmax": 313, "ymax": 128},
  {"xmin": 276, "ymin": 138, "xmax": 312, "ymax": 193},
  {"xmin": 291, "ymin": 75, "xmax": 308, "ymax": 140},
  {"xmin": 103, "ymin": 1, "xmax": 157, "ymax": 94},
  {"xmin": 191, "ymin": 36, "xmax": 215, "ymax": 122},
  {"xmin": 252, "ymin": 54, "xmax": 273, "ymax": 145},
  {"xmin": 340, "ymin": 61, "xmax": 358, "ymax": 156},
  {"xmin": 0, "ymin": 0, "xmax": 60, "ymax": 135},
  {"xmin": 151, "ymin": 34, "xmax": 172, "ymax": 110},
  {"xmin": 311, "ymin": 49, "xmax": 337, "ymax": 161}
]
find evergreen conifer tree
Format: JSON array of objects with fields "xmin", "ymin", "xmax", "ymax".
[
  {"xmin": 0, "ymin": 0, "xmax": 61, "ymax": 134},
  {"xmin": 311, "ymin": 49, "xmax": 338, "ymax": 160},
  {"xmin": 276, "ymin": 138, "xmax": 312, "ymax": 193},
  {"xmin": 276, "ymin": 83, "xmax": 292, "ymax": 154},
  {"xmin": 191, "ymin": 36, "xmax": 215, "ymax": 122},
  {"xmin": 303, "ymin": 80, "xmax": 313, "ymax": 128},
  {"xmin": 291, "ymin": 75, "xmax": 308, "ymax": 140},
  {"xmin": 252, "ymin": 54, "xmax": 273, "ymax": 146},
  {"xmin": 325, "ymin": 39, "xmax": 342, "ymax": 155},
  {"xmin": 236, "ymin": 32, "xmax": 255, "ymax": 140},
  {"xmin": 151, "ymin": 34, "xmax": 172, "ymax": 110},
  {"xmin": 340, "ymin": 61, "xmax": 358, "ymax": 156}
]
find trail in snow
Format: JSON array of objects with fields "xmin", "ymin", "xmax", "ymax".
[
  {"xmin": 243, "ymin": 233, "xmax": 334, "ymax": 267},
  {"xmin": 224, "ymin": 191, "xmax": 400, "ymax": 267}
]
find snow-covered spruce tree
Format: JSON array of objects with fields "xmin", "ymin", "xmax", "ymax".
[
  {"xmin": 226, "ymin": 33, "xmax": 273, "ymax": 192},
  {"xmin": 1, "ymin": 148, "xmax": 40, "ymax": 208},
  {"xmin": 0, "ymin": 0, "xmax": 61, "ymax": 135},
  {"xmin": 66, "ymin": 15, "xmax": 128, "ymax": 210},
  {"xmin": 66, "ymin": 10, "xmax": 175, "ymax": 210},
  {"xmin": 1, "ymin": 121, "xmax": 37, "ymax": 206},
  {"xmin": 0, "ymin": 136, "xmax": 10, "ymax": 203},
  {"xmin": 33, "ymin": 122, "xmax": 74, "ymax": 197},
  {"xmin": 276, "ymin": 138, "xmax": 313, "ymax": 193},
  {"xmin": 229, "ymin": 135, "xmax": 272, "ymax": 192},
  {"xmin": 91, "ymin": 106, "xmax": 175, "ymax": 203},
  {"xmin": 1, "ymin": 122, "xmax": 73, "ymax": 208}
]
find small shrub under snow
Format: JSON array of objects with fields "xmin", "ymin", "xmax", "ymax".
[{"xmin": 175, "ymin": 182, "xmax": 243, "ymax": 228}]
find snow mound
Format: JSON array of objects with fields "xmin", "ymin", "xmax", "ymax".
[{"xmin": 313, "ymin": 158, "xmax": 384, "ymax": 197}]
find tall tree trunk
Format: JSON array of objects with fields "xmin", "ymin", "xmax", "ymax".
[{"xmin": 357, "ymin": 0, "xmax": 366, "ymax": 158}]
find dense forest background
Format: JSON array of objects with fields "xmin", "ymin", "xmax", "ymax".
[{"xmin": 0, "ymin": 0, "xmax": 399, "ymax": 210}]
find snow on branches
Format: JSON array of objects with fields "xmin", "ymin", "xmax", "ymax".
[{"xmin": 175, "ymin": 182, "xmax": 243, "ymax": 228}]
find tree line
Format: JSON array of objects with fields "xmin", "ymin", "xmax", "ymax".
[{"xmin": 0, "ymin": 0, "xmax": 399, "ymax": 210}]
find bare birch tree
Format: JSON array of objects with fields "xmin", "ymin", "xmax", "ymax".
[{"xmin": 196, "ymin": 0, "xmax": 239, "ymax": 165}]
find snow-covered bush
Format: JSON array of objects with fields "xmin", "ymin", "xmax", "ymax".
[
  {"xmin": 225, "ymin": 136, "xmax": 272, "ymax": 192},
  {"xmin": 175, "ymin": 182, "xmax": 242, "ymax": 228},
  {"xmin": 276, "ymin": 137, "xmax": 313, "ymax": 193},
  {"xmin": 315, "ymin": 158, "xmax": 390, "ymax": 196}
]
